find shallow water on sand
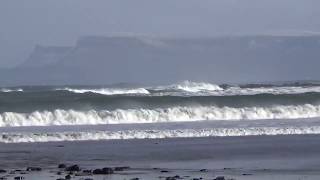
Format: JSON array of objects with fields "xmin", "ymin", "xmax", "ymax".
[{"xmin": 1, "ymin": 135, "xmax": 320, "ymax": 179}]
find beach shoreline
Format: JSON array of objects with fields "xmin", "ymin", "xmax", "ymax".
[{"xmin": 1, "ymin": 134, "xmax": 320, "ymax": 179}]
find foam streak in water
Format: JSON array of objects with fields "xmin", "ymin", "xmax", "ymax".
[{"xmin": 2, "ymin": 126, "xmax": 320, "ymax": 143}]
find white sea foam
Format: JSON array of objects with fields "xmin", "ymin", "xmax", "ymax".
[
  {"xmin": 58, "ymin": 87, "xmax": 150, "ymax": 95},
  {"xmin": 55, "ymin": 81, "xmax": 320, "ymax": 96},
  {"xmin": 155, "ymin": 83, "xmax": 320, "ymax": 96},
  {"xmin": 1, "ymin": 104, "xmax": 320, "ymax": 127},
  {"xmin": 149, "ymin": 81, "xmax": 320, "ymax": 96},
  {"xmin": 220, "ymin": 86, "xmax": 320, "ymax": 96},
  {"xmin": 2, "ymin": 126, "xmax": 320, "ymax": 143},
  {"xmin": 169, "ymin": 81, "xmax": 223, "ymax": 92},
  {"xmin": 0, "ymin": 88, "xmax": 23, "ymax": 93}
]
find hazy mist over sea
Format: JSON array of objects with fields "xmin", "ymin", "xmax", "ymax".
[{"xmin": 1, "ymin": 0, "xmax": 320, "ymax": 86}]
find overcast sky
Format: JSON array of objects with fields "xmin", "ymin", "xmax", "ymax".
[{"xmin": 0, "ymin": 0, "xmax": 320, "ymax": 67}]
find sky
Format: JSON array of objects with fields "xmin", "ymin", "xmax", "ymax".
[{"xmin": 0, "ymin": 0, "xmax": 320, "ymax": 67}]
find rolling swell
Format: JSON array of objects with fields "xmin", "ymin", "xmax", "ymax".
[
  {"xmin": 1, "ymin": 104, "xmax": 320, "ymax": 127},
  {"xmin": 2, "ymin": 82, "xmax": 320, "ymax": 142},
  {"xmin": 1, "ymin": 91, "xmax": 320, "ymax": 113}
]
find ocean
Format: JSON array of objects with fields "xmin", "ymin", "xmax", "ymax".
[{"xmin": 2, "ymin": 80, "xmax": 320, "ymax": 143}]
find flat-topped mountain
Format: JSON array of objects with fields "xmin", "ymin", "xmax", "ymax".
[
  {"xmin": 2, "ymin": 35, "xmax": 320, "ymax": 86},
  {"xmin": 19, "ymin": 45, "xmax": 73, "ymax": 68}
]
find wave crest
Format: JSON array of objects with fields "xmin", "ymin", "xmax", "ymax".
[
  {"xmin": 58, "ymin": 87, "xmax": 150, "ymax": 95},
  {"xmin": 173, "ymin": 81, "xmax": 223, "ymax": 92},
  {"xmin": 0, "ymin": 88, "xmax": 23, "ymax": 93},
  {"xmin": 2, "ymin": 126, "xmax": 320, "ymax": 143},
  {"xmin": 1, "ymin": 104, "xmax": 320, "ymax": 127},
  {"xmin": 166, "ymin": 81, "xmax": 223, "ymax": 92}
]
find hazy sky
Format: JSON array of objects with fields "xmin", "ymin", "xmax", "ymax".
[{"xmin": 0, "ymin": 0, "xmax": 320, "ymax": 67}]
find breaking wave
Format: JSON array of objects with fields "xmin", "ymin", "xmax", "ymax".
[
  {"xmin": 4, "ymin": 81, "xmax": 320, "ymax": 96},
  {"xmin": 58, "ymin": 87, "xmax": 150, "ymax": 95},
  {"xmin": 154, "ymin": 81, "xmax": 320, "ymax": 96},
  {"xmin": 3, "ymin": 82, "xmax": 320, "ymax": 143},
  {"xmin": 0, "ymin": 88, "xmax": 23, "ymax": 93},
  {"xmin": 221, "ymin": 86, "xmax": 320, "ymax": 96},
  {"xmin": 55, "ymin": 81, "xmax": 320, "ymax": 96},
  {"xmin": 1, "ymin": 104, "xmax": 320, "ymax": 127},
  {"xmin": 165, "ymin": 80, "xmax": 223, "ymax": 92},
  {"xmin": 2, "ymin": 126, "xmax": 320, "ymax": 143}
]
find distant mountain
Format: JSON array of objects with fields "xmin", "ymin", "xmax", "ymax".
[
  {"xmin": 19, "ymin": 45, "xmax": 72, "ymax": 68},
  {"xmin": 1, "ymin": 35, "xmax": 320, "ymax": 86}
]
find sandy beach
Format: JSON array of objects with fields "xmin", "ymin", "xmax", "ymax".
[{"xmin": 1, "ymin": 134, "xmax": 320, "ymax": 179}]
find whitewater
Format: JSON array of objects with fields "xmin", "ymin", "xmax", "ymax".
[
  {"xmin": 1, "ymin": 81, "xmax": 320, "ymax": 143},
  {"xmin": 57, "ymin": 87, "xmax": 150, "ymax": 95},
  {"xmin": 55, "ymin": 81, "xmax": 320, "ymax": 96},
  {"xmin": 2, "ymin": 126, "xmax": 320, "ymax": 143},
  {"xmin": 1, "ymin": 104, "xmax": 320, "ymax": 127}
]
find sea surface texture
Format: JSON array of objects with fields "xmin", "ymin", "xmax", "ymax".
[{"xmin": 1, "ymin": 80, "xmax": 320, "ymax": 143}]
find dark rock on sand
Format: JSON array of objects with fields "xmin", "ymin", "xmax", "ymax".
[
  {"xmin": 200, "ymin": 169, "xmax": 207, "ymax": 172},
  {"xmin": 130, "ymin": 178, "xmax": 139, "ymax": 180},
  {"xmin": 161, "ymin": 170, "xmax": 169, "ymax": 173},
  {"xmin": 114, "ymin": 166, "xmax": 130, "ymax": 171},
  {"xmin": 26, "ymin": 167, "xmax": 42, "ymax": 171},
  {"xmin": 65, "ymin": 174, "xmax": 71, "ymax": 179},
  {"xmin": 82, "ymin": 170, "xmax": 92, "ymax": 173},
  {"xmin": 0, "ymin": 169, "xmax": 6, "ymax": 173},
  {"xmin": 242, "ymin": 173, "xmax": 252, "ymax": 176},
  {"xmin": 102, "ymin": 167, "xmax": 114, "ymax": 174},
  {"xmin": 65, "ymin": 165, "xmax": 80, "ymax": 172},
  {"xmin": 14, "ymin": 177, "xmax": 24, "ymax": 180},
  {"xmin": 75, "ymin": 171, "xmax": 92, "ymax": 176},
  {"xmin": 167, "ymin": 177, "xmax": 178, "ymax": 180},
  {"xmin": 92, "ymin": 167, "xmax": 114, "ymax": 175},
  {"xmin": 58, "ymin": 164, "xmax": 67, "ymax": 168},
  {"xmin": 165, "ymin": 177, "xmax": 176, "ymax": 180},
  {"xmin": 92, "ymin": 169, "xmax": 102, "ymax": 174},
  {"xmin": 214, "ymin": 176, "xmax": 225, "ymax": 180},
  {"xmin": 165, "ymin": 175, "xmax": 182, "ymax": 180}
]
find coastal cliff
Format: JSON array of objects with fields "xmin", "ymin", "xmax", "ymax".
[{"xmin": 1, "ymin": 35, "xmax": 320, "ymax": 85}]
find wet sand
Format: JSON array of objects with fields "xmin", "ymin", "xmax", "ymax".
[{"xmin": 1, "ymin": 135, "xmax": 320, "ymax": 179}]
